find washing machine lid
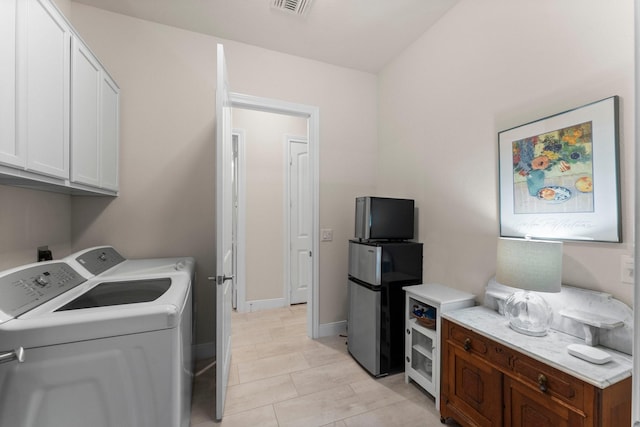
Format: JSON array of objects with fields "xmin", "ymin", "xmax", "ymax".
[
  {"xmin": 0, "ymin": 261, "xmax": 86, "ymax": 324},
  {"xmin": 100, "ymin": 257, "xmax": 196, "ymax": 278},
  {"xmin": 0, "ymin": 272, "xmax": 191, "ymax": 349},
  {"xmin": 67, "ymin": 246, "xmax": 195, "ymax": 279},
  {"xmin": 55, "ymin": 278, "xmax": 172, "ymax": 311}
]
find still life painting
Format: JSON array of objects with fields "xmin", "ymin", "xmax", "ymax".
[
  {"xmin": 512, "ymin": 121, "xmax": 594, "ymax": 214},
  {"xmin": 499, "ymin": 96, "xmax": 620, "ymax": 242}
]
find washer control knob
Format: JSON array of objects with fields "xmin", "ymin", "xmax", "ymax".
[{"xmin": 34, "ymin": 275, "xmax": 49, "ymax": 287}]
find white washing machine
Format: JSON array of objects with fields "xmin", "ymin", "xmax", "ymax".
[{"xmin": 0, "ymin": 246, "xmax": 195, "ymax": 427}]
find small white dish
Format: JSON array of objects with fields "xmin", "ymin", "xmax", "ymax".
[{"xmin": 567, "ymin": 344, "xmax": 612, "ymax": 364}]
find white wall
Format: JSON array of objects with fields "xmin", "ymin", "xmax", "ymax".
[
  {"xmin": 0, "ymin": 185, "xmax": 71, "ymax": 270},
  {"xmin": 67, "ymin": 3, "xmax": 378, "ymax": 346},
  {"xmin": 378, "ymin": 0, "xmax": 635, "ymax": 305}
]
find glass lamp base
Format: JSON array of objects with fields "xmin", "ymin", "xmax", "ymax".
[{"xmin": 504, "ymin": 290, "xmax": 553, "ymax": 337}]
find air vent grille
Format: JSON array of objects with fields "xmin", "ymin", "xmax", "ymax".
[{"xmin": 271, "ymin": 0, "xmax": 313, "ymax": 16}]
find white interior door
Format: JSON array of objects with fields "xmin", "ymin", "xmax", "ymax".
[
  {"xmin": 289, "ymin": 138, "xmax": 310, "ymax": 304},
  {"xmin": 215, "ymin": 43, "xmax": 233, "ymax": 421}
]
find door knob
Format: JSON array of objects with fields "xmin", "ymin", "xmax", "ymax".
[{"xmin": 209, "ymin": 275, "xmax": 234, "ymax": 285}]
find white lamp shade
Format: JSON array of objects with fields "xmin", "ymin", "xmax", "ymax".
[{"xmin": 496, "ymin": 238, "xmax": 562, "ymax": 293}]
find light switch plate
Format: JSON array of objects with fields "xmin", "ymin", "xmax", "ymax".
[
  {"xmin": 621, "ymin": 255, "xmax": 634, "ymax": 284},
  {"xmin": 320, "ymin": 228, "xmax": 333, "ymax": 241}
]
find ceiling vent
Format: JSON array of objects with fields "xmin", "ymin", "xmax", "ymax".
[{"xmin": 271, "ymin": 0, "xmax": 313, "ymax": 16}]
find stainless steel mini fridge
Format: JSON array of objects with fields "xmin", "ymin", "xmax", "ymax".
[{"xmin": 347, "ymin": 240, "xmax": 423, "ymax": 376}]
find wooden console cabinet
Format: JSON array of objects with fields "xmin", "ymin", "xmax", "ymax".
[{"xmin": 441, "ymin": 315, "xmax": 632, "ymax": 427}]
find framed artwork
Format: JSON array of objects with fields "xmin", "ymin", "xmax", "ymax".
[{"xmin": 498, "ymin": 96, "xmax": 621, "ymax": 242}]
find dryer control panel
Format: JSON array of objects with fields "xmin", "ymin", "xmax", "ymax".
[
  {"xmin": 74, "ymin": 247, "xmax": 125, "ymax": 276},
  {"xmin": 0, "ymin": 262, "xmax": 86, "ymax": 322}
]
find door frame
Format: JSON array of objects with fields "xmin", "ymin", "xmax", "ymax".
[{"xmin": 230, "ymin": 92, "xmax": 320, "ymax": 339}]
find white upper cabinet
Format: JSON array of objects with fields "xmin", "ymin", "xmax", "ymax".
[
  {"xmin": 0, "ymin": 0, "xmax": 119, "ymax": 195},
  {"xmin": 22, "ymin": 0, "xmax": 71, "ymax": 179},
  {"xmin": 71, "ymin": 38, "xmax": 102, "ymax": 188},
  {"xmin": 70, "ymin": 37, "xmax": 120, "ymax": 192},
  {"xmin": 0, "ymin": 0, "xmax": 21, "ymax": 167},
  {"xmin": 99, "ymin": 73, "xmax": 120, "ymax": 192}
]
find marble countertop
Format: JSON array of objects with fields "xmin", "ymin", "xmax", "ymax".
[{"xmin": 442, "ymin": 306, "xmax": 632, "ymax": 389}]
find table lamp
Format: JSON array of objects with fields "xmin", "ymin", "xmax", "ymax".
[{"xmin": 496, "ymin": 237, "xmax": 562, "ymax": 337}]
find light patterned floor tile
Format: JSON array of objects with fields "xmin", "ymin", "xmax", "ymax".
[
  {"xmin": 290, "ymin": 358, "xmax": 370, "ymax": 396},
  {"xmin": 191, "ymin": 304, "xmax": 446, "ymax": 427},
  {"xmin": 225, "ymin": 374, "xmax": 298, "ymax": 415},
  {"xmin": 377, "ymin": 373, "xmax": 435, "ymax": 405},
  {"xmin": 256, "ymin": 334, "xmax": 323, "ymax": 359},
  {"xmin": 320, "ymin": 421, "xmax": 348, "ymax": 427},
  {"xmin": 314, "ymin": 335, "xmax": 349, "ymax": 354},
  {"xmin": 341, "ymin": 398, "xmax": 435, "ymax": 427},
  {"xmin": 273, "ymin": 384, "xmax": 358, "ymax": 427},
  {"xmin": 274, "ymin": 377, "xmax": 406, "ymax": 427},
  {"xmin": 301, "ymin": 341, "xmax": 352, "ymax": 367},
  {"xmin": 269, "ymin": 321, "xmax": 308, "ymax": 339},
  {"xmin": 227, "ymin": 363, "xmax": 239, "ymax": 386},
  {"xmin": 231, "ymin": 328, "xmax": 275, "ymax": 348},
  {"xmin": 237, "ymin": 352, "xmax": 310, "ymax": 383},
  {"xmin": 219, "ymin": 405, "xmax": 279, "ymax": 427},
  {"xmin": 230, "ymin": 343, "xmax": 259, "ymax": 364}
]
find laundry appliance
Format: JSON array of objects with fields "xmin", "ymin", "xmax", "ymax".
[{"xmin": 0, "ymin": 246, "xmax": 195, "ymax": 427}]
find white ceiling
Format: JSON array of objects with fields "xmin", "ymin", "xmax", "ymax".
[{"xmin": 72, "ymin": 0, "xmax": 459, "ymax": 73}]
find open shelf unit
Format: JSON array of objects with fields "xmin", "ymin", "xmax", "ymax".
[{"xmin": 403, "ymin": 284, "xmax": 475, "ymax": 410}]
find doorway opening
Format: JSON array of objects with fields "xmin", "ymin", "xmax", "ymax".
[{"xmin": 229, "ymin": 92, "xmax": 320, "ymax": 339}]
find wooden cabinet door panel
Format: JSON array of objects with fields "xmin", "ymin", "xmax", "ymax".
[
  {"xmin": 504, "ymin": 376, "xmax": 586, "ymax": 427},
  {"xmin": 445, "ymin": 345, "xmax": 502, "ymax": 427}
]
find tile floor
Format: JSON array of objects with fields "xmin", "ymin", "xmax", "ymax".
[{"xmin": 190, "ymin": 304, "xmax": 460, "ymax": 427}]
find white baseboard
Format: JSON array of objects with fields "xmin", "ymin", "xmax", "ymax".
[
  {"xmin": 318, "ymin": 320, "xmax": 347, "ymax": 338},
  {"xmin": 240, "ymin": 297, "xmax": 287, "ymax": 313}
]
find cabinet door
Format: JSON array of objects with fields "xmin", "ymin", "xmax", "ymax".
[
  {"xmin": 100, "ymin": 72, "xmax": 119, "ymax": 191},
  {"xmin": 0, "ymin": 0, "xmax": 22, "ymax": 167},
  {"xmin": 504, "ymin": 376, "xmax": 584, "ymax": 427},
  {"xmin": 22, "ymin": 0, "xmax": 70, "ymax": 179},
  {"xmin": 71, "ymin": 37, "xmax": 100, "ymax": 187},
  {"xmin": 441, "ymin": 343, "xmax": 503, "ymax": 427}
]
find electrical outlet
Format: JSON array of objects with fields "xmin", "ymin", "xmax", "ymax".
[
  {"xmin": 621, "ymin": 255, "xmax": 634, "ymax": 284},
  {"xmin": 320, "ymin": 228, "xmax": 333, "ymax": 242},
  {"xmin": 37, "ymin": 246, "xmax": 52, "ymax": 262}
]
